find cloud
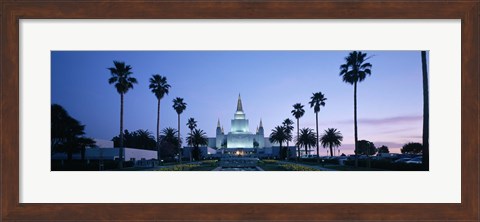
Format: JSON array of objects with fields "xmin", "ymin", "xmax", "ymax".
[
  {"xmin": 335, "ymin": 141, "xmax": 410, "ymax": 155},
  {"xmin": 378, "ymin": 127, "xmax": 419, "ymax": 135},
  {"xmin": 334, "ymin": 115, "xmax": 422, "ymax": 126},
  {"xmin": 340, "ymin": 141, "xmax": 404, "ymax": 150}
]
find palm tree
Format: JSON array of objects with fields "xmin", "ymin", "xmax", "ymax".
[
  {"xmin": 320, "ymin": 128, "xmax": 343, "ymax": 157},
  {"xmin": 291, "ymin": 103, "xmax": 305, "ymax": 160},
  {"xmin": 172, "ymin": 97, "xmax": 187, "ymax": 163},
  {"xmin": 160, "ymin": 127, "xmax": 181, "ymax": 159},
  {"xmin": 107, "ymin": 61, "xmax": 137, "ymax": 168},
  {"xmin": 134, "ymin": 129, "xmax": 155, "ymax": 150},
  {"xmin": 309, "ymin": 92, "xmax": 327, "ymax": 161},
  {"xmin": 296, "ymin": 128, "xmax": 317, "ymax": 156},
  {"xmin": 339, "ymin": 51, "xmax": 372, "ymax": 167},
  {"xmin": 187, "ymin": 129, "xmax": 209, "ymax": 161},
  {"xmin": 282, "ymin": 118, "xmax": 294, "ymax": 159},
  {"xmin": 149, "ymin": 74, "xmax": 171, "ymax": 161},
  {"xmin": 269, "ymin": 126, "xmax": 289, "ymax": 159},
  {"xmin": 421, "ymin": 51, "xmax": 429, "ymax": 170},
  {"xmin": 187, "ymin": 118, "xmax": 197, "ymax": 134},
  {"xmin": 78, "ymin": 137, "xmax": 96, "ymax": 162},
  {"xmin": 186, "ymin": 117, "xmax": 198, "ymax": 161}
]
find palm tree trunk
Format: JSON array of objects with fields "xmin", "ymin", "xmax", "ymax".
[
  {"xmin": 156, "ymin": 99, "xmax": 161, "ymax": 161},
  {"xmin": 279, "ymin": 142, "xmax": 283, "ymax": 159},
  {"xmin": 315, "ymin": 112, "xmax": 319, "ymax": 162},
  {"xmin": 286, "ymin": 141, "xmax": 289, "ymax": 160},
  {"xmin": 354, "ymin": 81, "xmax": 359, "ymax": 167},
  {"xmin": 178, "ymin": 114, "xmax": 181, "ymax": 163},
  {"xmin": 296, "ymin": 118, "xmax": 300, "ymax": 161},
  {"xmin": 119, "ymin": 93, "xmax": 124, "ymax": 169},
  {"xmin": 421, "ymin": 51, "xmax": 429, "ymax": 170},
  {"xmin": 190, "ymin": 129, "xmax": 193, "ymax": 162},
  {"xmin": 329, "ymin": 145, "xmax": 333, "ymax": 157}
]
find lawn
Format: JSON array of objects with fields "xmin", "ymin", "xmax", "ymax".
[
  {"xmin": 258, "ymin": 160, "xmax": 319, "ymax": 171},
  {"xmin": 322, "ymin": 165, "xmax": 385, "ymax": 171}
]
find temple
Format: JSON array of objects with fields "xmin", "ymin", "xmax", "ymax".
[{"xmin": 209, "ymin": 94, "xmax": 268, "ymax": 149}]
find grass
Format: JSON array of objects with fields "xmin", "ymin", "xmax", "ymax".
[
  {"xmin": 279, "ymin": 163, "xmax": 319, "ymax": 171},
  {"xmin": 322, "ymin": 165, "xmax": 385, "ymax": 171},
  {"xmin": 258, "ymin": 164, "xmax": 285, "ymax": 171},
  {"xmin": 154, "ymin": 159, "xmax": 219, "ymax": 171},
  {"xmin": 258, "ymin": 160, "xmax": 320, "ymax": 171},
  {"xmin": 189, "ymin": 166, "xmax": 218, "ymax": 171}
]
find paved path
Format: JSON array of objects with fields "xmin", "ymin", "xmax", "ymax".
[{"xmin": 277, "ymin": 161, "xmax": 337, "ymax": 171}]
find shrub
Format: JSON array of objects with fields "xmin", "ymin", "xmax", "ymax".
[
  {"xmin": 156, "ymin": 164, "xmax": 200, "ymax": 171},
  {"xmin": 201, "ymin": 160, "xmax": 218, "ymax": 166},
  {"xmin": 262, "ymin": 159, "xmax": 278, "ymax": 164},
  {"xmin": 279, "ymin": 164, "xmax": 319, "ymax": 171}
]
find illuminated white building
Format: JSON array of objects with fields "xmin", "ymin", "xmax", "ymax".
[{"xmin": 211, "ymin": 94, "xmax": 268, "ymax": 149}]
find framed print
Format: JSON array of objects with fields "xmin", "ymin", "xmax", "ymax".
[{"xmin": 1, "ymin": 0, "xmax": 478, "ymax": 221}]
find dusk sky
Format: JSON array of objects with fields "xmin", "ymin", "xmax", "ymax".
[{"xmin": 51, "ymin": 51, "xmax": 427, "ymax": 154}]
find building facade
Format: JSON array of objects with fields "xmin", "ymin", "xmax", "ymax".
[{"xmin": 210, "ymin": 94, "xmax": 269, "ymax": 149}]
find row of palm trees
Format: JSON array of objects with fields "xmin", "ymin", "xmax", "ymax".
[
  {"xmin": 271, "ymin": 51, "xmax": 372, "ymax": 162},
  {"xmin": 269, "ymin": 121, "xmax": 343, "ymax": 160},
  {"xmin": 271, "ymin": 50, "xmax": 429, "ymax": 170},
  {"xmin": 108, "ymin": 61, "xmax": 204, "ymax": 166},
  {"xmin": 107, "ymin": 50, "xmax": 429, "ymax": 169}
]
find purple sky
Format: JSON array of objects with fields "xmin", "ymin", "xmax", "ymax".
[{"xmin": 51, "ymin": 51, "xmax": 428, "ymax": 154}]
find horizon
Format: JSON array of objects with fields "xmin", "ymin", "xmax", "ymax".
[{"xmin": 51, "ymin": 50, "xmax": 428, "ymax": 155}]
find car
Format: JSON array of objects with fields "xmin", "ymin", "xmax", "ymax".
[
  {"xmin": 406, "ymin": 157, "xmax": 423, "ymax": 164},
  {"xmin": 394, "ymin": 158, "xmax": 411, "ymax": 163}
]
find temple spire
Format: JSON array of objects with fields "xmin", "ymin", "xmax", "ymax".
[
  {"xmin": 236, "ymin": 93, "xmax": 243, "ymax": 112},
  {"xmin": 259, "ymin": 118, "xmax": 263, "ymax": 128},
  {"xmin": 217, "ymin": 118, "xmax": 221, "ymax": 128}
]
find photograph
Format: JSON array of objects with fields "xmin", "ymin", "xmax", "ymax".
[
  {"xmin": 3, "ymin": 1, "xmax": 475, "ymax": 221},
  {"xmin": 51, "ymin": 50, "xmax": 429, "ymax": 171}
]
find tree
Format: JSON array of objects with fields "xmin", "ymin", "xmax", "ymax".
[
  {"xmin": 339, "ymin": 51, "xmax": 372, "ymax": 167},
  {"xmin": 187, "ymin": 129, "xmax": 209, "ymax": 161},
  {"xmin": 291, "ymin": 103, "xmax": 305, "ymax": 159},
  {"xmin": 149, "ymin": 74, "xmax": 171, "ymax": 161},
  {"xmin": 78, "ymin": 137, "xmax": 96, "ymax": 161},
  {"xmin": 172, "ymin": 97, "xmax": 187, "ymax": 162},
  {"xmin": 320, "ymin": 128, "xmax": 343, "ymax": 157},
  {"xmin": 107, "ymin": 61, "xmax": 138, "ymax": 168},
  {"xmin": 269, "ymin": 126, "xmax": 289, "ymax": 159},
  {"xmin": 186, "ymin": 117, "xmax": 198, "ymax": 161},
  {"xmin": 134, "ymin": 129, "xmax": 156, "ymax": 150},
  {"xmin": 112, "ymin": 129, "xmax": 156, "ymax": 150},
  {"xmin": 421, "ymin": 51, "xmax": 429, "ymax": 170},
  {"xmin": 187, "ymin": 118, "xmax": 197, "ymax": 133},
  {"xmin": 401, "ymin": 142, "xmax": 423, "ymax": 154},
  {"xmin": 309, "ymin": 92, "xmax": 327, "ymax": 160},
  {"xmin": 159, "ymin": 127, "xmax": 181, "ymax": 159},
  {"xmin": 253, "ymin": 140, "xmax": 259, "ymax": 148},
  {"xmin": 282, "ymin": 118, "xmax": 294, "ymax": 159},
  {"xmin": 357, "ymin": 140, "xmax": 376, "ymax": 156},
  {"xmin": 377, "ymin": 145, "xmax": 389, "ymax": 154},
  {"xmin": 296, "ymin": 128, "xmax": 317, "ymax": 156},
  {"xmin": 51, "ymin": 104, "xmax": 95, "ymax": 161}
]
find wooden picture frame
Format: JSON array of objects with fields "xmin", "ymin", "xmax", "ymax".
[{"xmin": 1, "ymin": 1, "xmax": 478, "ymax": 221}]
